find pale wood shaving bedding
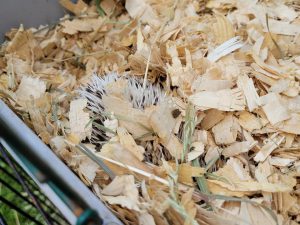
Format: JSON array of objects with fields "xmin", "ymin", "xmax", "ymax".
[{"xmin": 0, "ymin": 0, "xmax": 300, "ymax": 224}]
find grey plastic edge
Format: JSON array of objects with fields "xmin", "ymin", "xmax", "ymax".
[{"xmin": 0, "ymin": 100, "xmax": 122, "ymax": 225}]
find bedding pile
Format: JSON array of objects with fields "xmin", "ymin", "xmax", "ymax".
[{"xmin": 0, "ymin": 0, "xmax": 300, "ymax": 224}]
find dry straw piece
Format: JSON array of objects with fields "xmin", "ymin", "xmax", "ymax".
[{"xmin": 0, "ymin": 0, "xmax": 300, "ymax": 224}]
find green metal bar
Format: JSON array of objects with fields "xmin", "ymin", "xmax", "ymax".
[
  {"xmin": 0, "ymin": 148, "xmax": 69, "ymax": 225},
  {"xmin": 0, "ymin": 100, "xmax": 122, "ymax": 225},
  {"xmin": 0, "ymin": 162, "xmax": 67, "ymax": 222},
  {"xmin": 0, "ymin": 196, "xmax": 44, "ymax": 225},
  {"xmin": 0, "ymin": 144, "xmax": 53, "ymax": 225},
  {"xmin": 7, "ymin": 145, "xmax": 102, "ymax": 224}
]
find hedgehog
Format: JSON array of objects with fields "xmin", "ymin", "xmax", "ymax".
[{"xmin": 78, "ymin": 72, "xmax": 167, "ymax": 145}]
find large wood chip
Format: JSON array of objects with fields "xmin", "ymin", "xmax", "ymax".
[
  {"xmin": 16, "ymin": 76, "xmax": 46, "ymax": 102},
  {"xmin": 254, "ymin": 133, "xmax": 285, "ymax": 162},
  {"xmin": 69, "ymin": 99, "xmax": 92, "ymax": 141},
  {"xmin": 212, "ymin": 15, "xmax": 235, "ymax": 44},
  {"xmin": 168, "ymin": 162, "xmax": 205, "ymax": 186},
  {"xmin": 192, "ymin": 78, "xmax": 233, "ymax": 92},
  {"xmin": 125, "ymin": 0, "xmax": 160, "ymax": 28},
  {"xmin": 149, "ymin": 103, "xmax": 176, "ymax": 141},
  {"xmin": 78, "ymin": 157, "xmax": 99, "ymax": 184},
  {"xmin": 117, "ymin": 127, "xmax": 145, "ymax": 161},
  {"xmin": 59, "ymin": 0, "xmax": 88, "ymax": 15},
  {"xmin": 237, "ymin": 111, "xmax": 262, "ymax": 132},
  {"xmin": 275, "ymin": 113, "xmax": 300, "ymax": 135},
  {"xmin": 260, "ymin": 93, "xmax": 291, "ymax": 125},
  {"xmin": 61, "ymin": 18, "xmax": 104, "ymax": 35},
  {"xmin": 100, "ymin": 143, "xmax": 153, "ymax": 174},
  {"xmin": 237, "ymin": 75, "xmax": 260, "ymax": 112},
  {"xmin": 223, "ymin": 141, "xmax": 257, "ymax": 157},
  {"xmin": 102, "ymin": 95, "xmax": 151, "ymax": 138},
  {"xmin": 212, "ymin": 114, "xmax": 240, "ymax": 145},
  {"xmin": 102, "ymin": 175, "xmax": 140, "ymax": 211},
  {"xmin": 149, "ymin": 103, "xmax": 183, "ymax": 158},
  {"xmin": 201, "ymin": 109, "xmax": 226, "ymax": 130},
  {"xmin": 189, "ymin": 88, "xmax": 245, "ymax": 111}
]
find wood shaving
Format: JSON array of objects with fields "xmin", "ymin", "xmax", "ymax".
[
  {"xmin": 117, "ymin": 127, "xmax": 145, "ymax": 161},
  {"xmin": 69, "ymin": 98, "xmax": 92, "ymax": 141},
  {"xmin": 15, "ymin": 76, "xmax": 46, "ymax": 101},
  {"xmin": 1, "ymin": 0, "xmax": 300, "ymax": 224},
  {"xmin": 101, "ymin": 175, "xmax": 140, "ymax": 211}
]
